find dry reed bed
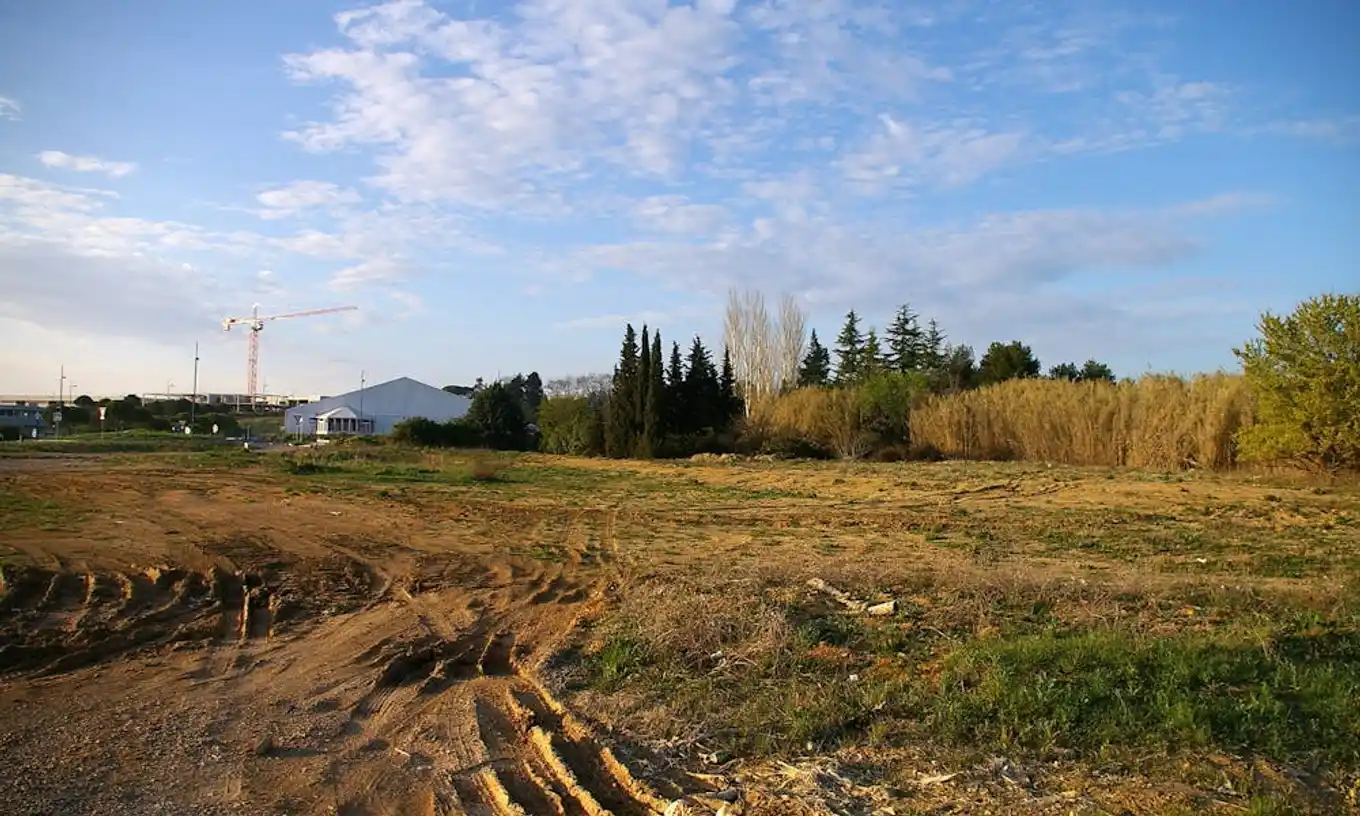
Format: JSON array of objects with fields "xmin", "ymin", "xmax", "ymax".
[{"xmin": 908, "ymin": 375, "xmax": 1254, "ymax": 470}]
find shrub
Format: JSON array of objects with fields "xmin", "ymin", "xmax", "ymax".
[
  {"xmin": 536, "ymin": 396, "xmax": 602, "ymax": 456},
  {"xmin": 1234, "ymin": 293, "xmax": 1360, "ymax": 472},
  {"xmin": 390, "ymin": 417, "xmax": 482, "ymax": 448},
  {"xmin": 465, "ymin": 383, "xmax": 529, "ymax": 450}
]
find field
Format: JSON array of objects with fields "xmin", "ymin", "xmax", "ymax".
[{"xmin": 0, "ymin": 445, "xmax": 1357, "ymax": 815}]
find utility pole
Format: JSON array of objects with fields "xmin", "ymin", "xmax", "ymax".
[
  {"xmin": 191, "ymin": 342, "xmax": 200, "ymax": 426},
  {"xmin": 358, "ymin": 370, "xmax": 366, "ymax": 435},
  {"xmin": 57, "ymin": 365, "xmax": 65, "ymax": 438}
]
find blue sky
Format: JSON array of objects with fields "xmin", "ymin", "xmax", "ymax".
[{"xmin": 0, "ymin": 0, "xmax": 1356, "ymax": 396}]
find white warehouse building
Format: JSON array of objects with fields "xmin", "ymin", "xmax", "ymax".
[{"xmin": 284, "ymin": 377, "xmax": 471, "ymax": 438}]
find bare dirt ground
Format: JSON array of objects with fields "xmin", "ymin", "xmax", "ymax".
[{"xmin": 1, "ymin": 449, "xmax": 1357, "ymax": 815}]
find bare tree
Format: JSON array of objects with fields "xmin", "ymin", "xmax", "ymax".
[
  {"xmin": 725, "ymin": 288, "xmax": 806, "ymax": 412},
  {"xmin": 544, "ymin": 373, "xmax": 613, "ymax": 399},
  {"xmin": 777, "ymin": 293, "xmax": 807, "ymax": 393}
]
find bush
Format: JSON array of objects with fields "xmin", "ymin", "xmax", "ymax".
[
  {"xmin": 1234, "ymin": 293, "xmax": 1360, "ymax": 472},
  {"xmin": 465, "ymin": 383, "xmax": 529, "ymax": 450},
  {"xmin": 390, "ymin": 417, "xmax": 482, "ymax": 448},
  {"xmin": 537, "ymin": 396, "xmax": 602, "ymax": 455},
  {"xmin": 858, "ymin": 371, "xmax": 927, "ymax": 446}
]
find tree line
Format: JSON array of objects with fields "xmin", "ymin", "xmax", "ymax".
[{"xmin": 404, "ymin": 291, "xmax": 1356, "ymax": 472}]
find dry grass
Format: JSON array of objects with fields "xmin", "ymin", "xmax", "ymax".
[{"xmin": 910, "ymin": 374, "xmax": 1254, "ymax": 470}]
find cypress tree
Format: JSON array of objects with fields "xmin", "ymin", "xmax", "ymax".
[
  {"xmin": 666, "ymin": 341, "xmax": 686, "ymax": 434},
  {"xmin": 637, "ymin": 325, "xmax": 651, "ymax": 437},
  {"xmin": 684, "ymin": 336, "xmax": 717, "ymax": 433},
  {"xmin": 834, "ymin": 310, "xmax": 864, "ymax": 385},
  {"xmin": 642, "ymin": 331, "xmax": 665, "ymax": 457},
  {"xmin": 719, "ymin": 346, "xmax": 741, "ymax": 426},
  {"xmin": 798, "ymin": 329, "xmax": 832, "ymax": 386},
  {"xmin": 605, "ymin": 324, "xmax": 639, "ymax": 457}
]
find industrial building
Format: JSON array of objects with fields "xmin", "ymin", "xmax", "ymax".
[
  {"xmin": 283, "ymin": 377, "xmax": 470, "ymax": 438},
  {"xmin": 0, "ymin": 404, "xmax": 46, "ymax": 437}
]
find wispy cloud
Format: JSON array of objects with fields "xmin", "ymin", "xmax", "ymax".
[
  {"xmin": 37, "ymin": 150, "xmax": 137, "ymax": 178},
  {"xmin": 0, "ymin": 96, "xmax": 19, "ymax": 120},
  {"xmin": 256, "ymin": 180, "xmax": 361, "ymax": 219},
  {"xmin": 554, "ymin": 310, "xmax": 674, "ymax": 331}
]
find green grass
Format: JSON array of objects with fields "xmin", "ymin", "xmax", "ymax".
[
  {"xmin": 0, "ymin": 490, "xmax": 82, "ymax": 530},
  {"xmin": 931, "ymin": 626, "xmax": 1360, "ymax": 764},
  {"xmin": 572, "ymin": 579, "xmax": 1360, "ymax": 772}
]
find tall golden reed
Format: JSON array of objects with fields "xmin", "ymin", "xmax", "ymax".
[{"xmin": 909, "ymin": 374, "xmax": 1254, "ymax": 470}]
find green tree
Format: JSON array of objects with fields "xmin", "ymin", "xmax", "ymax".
[
  {"xmin": 885, "ymin": 304, "xmax": 923, "ymax": 372},
  {"xmin": 934, "ymin": 344, "xmax": 977, "ymax": 394},
  {"xmin": 922, "ymin": 319, "xmax": 946, "ymax": 372},
  {"xmin": 537, "ymin": 396, "xmax": 601, "ymax": 455},
  {"xmin": 523, "ymin": 372, "xmax": 544, "ymax": 419},
  {"xmin": 640, "ymin": 331, "xmax": 665, "ymax": 457},
  {"xmin": 833, "ymin": 310, "xmax": 865, "ymax": 385},
  {"xmin": 798, "ymin": 329, "xmax": 832, "ymax": 387},
  {"xmin": 606, "ymin": 324, "xmax": 640, "ymax": 457},
  {"xmin": 862, "ymin": 328, "xmax": 885, "ymax": 378},
  {"xmin": 666, "ymin": 341, "xmax": 686, "ymax": 433},
  {"xmin": 1079, "ymin": 360, "xmax": 1116, "ymax": 384},
  {"xmin": 74, "ymin": 394, "xmax": 95, "ymax": 408},
  {"xmin": 720, "ymin": 346, "xmax": 742, "ymax": 426},
  {"xmin": 1234, "ymin": 293, "xmax": 1360, "ymax": 472},
  {"xmin": 637, "ymin": 326, "xmax": 652, "ymax": 435},
  {"xmin": 1049, "ymin": 362, "xmax": 1081, "ymax": 381},
  {"xmin": 683, "ymin": 336, "xmax": 720, "ymax": 433},
  {"xmin": 978, "ymin": 341, "xmax": 1041, "ymax": 385},
  {"xmin": 466, "ymin": 382, "xmax": 528, "ymax": 450}
]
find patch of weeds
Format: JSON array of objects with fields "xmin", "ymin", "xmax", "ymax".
[
  {"xmin": 524, "ymin": 543, "xmax": 568, "ymax": 562},
  {"xmin": 588, "ymin": 635, "xmax": 650, "ymax": 691},
  {"xmin": 277, "ymin": 458, "xmax": 343, "ymax": 476},
  {"xmin": 1250, "ymin": 553, "xmax": 1322, "ymax": 579},
  {"xmin": 929, "ymin": 625, "xmax": 1360, "ymax": 765},
  {"xmin": 0, "ymin": 490, "xmax": 82, "ymax": 531}
]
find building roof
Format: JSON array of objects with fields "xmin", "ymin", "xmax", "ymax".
[{"xmin": 284, "ymin": 376, "xmax": 470, "ymax": 422}]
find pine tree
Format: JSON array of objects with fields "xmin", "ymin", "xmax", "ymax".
[
  {"xmin": 605, "ymin": 324, "xmax": 639, "ymax": 457},
  {"xmin": 834, "ymin": 310, "xmax": 864, "ymax": 385},
  {"xmin": 922, "ymin": 320, "xmax": 946, "ymax": 372},
  {"xmin": 641, "ymin": 331, "xmax": 665, "ymax": 457},
  {"xmin": 885, "ymin": 304, "xmax": 924, "ymax": 372},
  {"xmin": 719, "ymin": 346, "xmax": 741, "ymax": 426},
  {"xmin": 863, "ymin": 328, "xmax": 885, "ymax": 378},
  {"xmin": 798, "ymin": 330, "xmax": 832, "ymax": 387}
]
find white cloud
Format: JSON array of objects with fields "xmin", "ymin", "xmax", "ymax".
[
  {"xmin": 329, "ymin": 256, "xmax": 406, "ymax": 290},
  {"xmin": 839, "ymin": 115, "xmax": 1028, "ymax": 190},
  {"xmin": 37, "ymin": 150, "xmax": 137, "ymax": 178},
  {"xmin": 565, "ymin": 193, "xmax": 1265, "ymax": 308},
  {"xmin": 1260, "ymin": 117, "xmax": 1360, "ymax": 145},
  {"xmin": 256, "ymin": 180, "xmax": 361, "ymax": 218},
  {"xmin": 555, "ymin": 310, "xmax": 673, "ymax": 331},
  {"xmin": 0, "ymin": 96, "xmax": 19, "ymax": 120},
  {"xmin": 632, "ymin": 196, "xmax": 730, "ymax": 234}
]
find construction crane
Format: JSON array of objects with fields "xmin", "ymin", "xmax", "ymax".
[{"xmin": 222, "ymin": 304, "xmax": 357, "ymax": 404}]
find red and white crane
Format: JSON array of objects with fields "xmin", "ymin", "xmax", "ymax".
[{"xmin": 222, "ymin": 304, "xmax": 357, "ymax": 403}]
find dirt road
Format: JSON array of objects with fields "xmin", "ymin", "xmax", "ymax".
[{"xmin": 0, "ymin": 458, "xmax": 700, "ymax": 815}]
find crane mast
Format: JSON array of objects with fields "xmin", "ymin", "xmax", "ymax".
[{"xmin": 222, "ymin": 304, "xmax": 357, "ymax": 405}]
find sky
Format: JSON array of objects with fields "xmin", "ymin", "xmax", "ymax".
[{"xmin": 0, "ymin": 0, "xmax": 1356, "ymax": 397}]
